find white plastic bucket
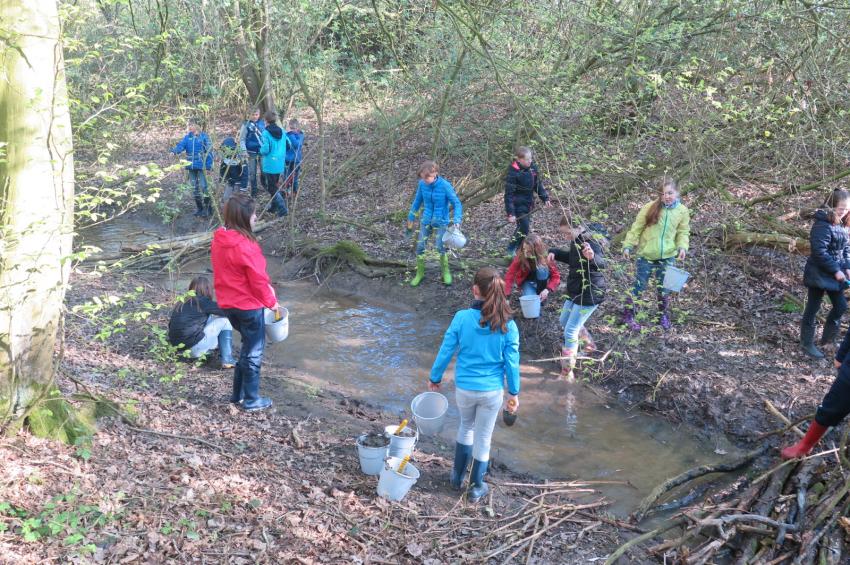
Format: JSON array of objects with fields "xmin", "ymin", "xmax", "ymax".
[
  {"xmin": 519, "ymin": 295, "xmax": 541, "ymax": 318},
  {"xmin": 411, "ymin": 392, "xmax": 448, "ymax": 435},
  {"xmin": 356, "ymin": 434, "xmax": 389, "ymax": 476},
  {"xmin": 663, "ymin": 266, "xmax": 690, "ymax": 293},
  {"xmin": 377, "ymin": 456, "xmax": 420, "ymax": 502},
  {"xmin": 264, "ymin": 307, "xmax": 289, "ymax": 343},
  {"xmin": 384, "ymin": 424, "xmax": 418, "ymax": 459}
]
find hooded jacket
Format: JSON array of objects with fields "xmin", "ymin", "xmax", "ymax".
[
  {"xmin": 210, "ymin": 228, "xmax": 277, "ymax": 311},
  {"xmin": 549, "ymin": 233, "xmax": 607, "ymax": 306},
  {"xmin": 238, "ymin": 119, "xmax": 265, "ymax": 154},
  {"xmin": 407, "ymin": 176, "xmax": 463, "ymax": 227},
  {"xmin": 804, "ymin": 209, "xmax": 850, "ymax": 291},
  {"xmin": 623, "ymin": 200, "xmax": 690, "ymax": 261},
  {"xmin": 505, "ymin": 161, "xmax": 548, "ymax": 217},
  {"xmin": 168, "ymin": 295, "xmax": 226, "ymax": 349},
  {"xmin": 260, "ymin": 124, "xmax": 288, "ymax": 175},
  {"xmin": 285, "ymin": 130, "xmax": 304, "ymax": 163},
  {"xmin": 504, "ymin": 255, "xmax": 561, "ymax": 294},
  {"xmin": 171, "ymin": 132, "xmax": 213, "ymax": 170}
]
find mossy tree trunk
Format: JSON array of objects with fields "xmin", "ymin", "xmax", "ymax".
[{"xmin": 0, "ymin": 0, "xmax": 75, "ymax": 435}]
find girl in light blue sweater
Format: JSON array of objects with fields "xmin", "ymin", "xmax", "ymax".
[{"xmin": 429, "ymin": 267, "xmax": 520, "ymax": 502}]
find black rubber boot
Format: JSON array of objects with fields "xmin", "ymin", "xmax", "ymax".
[
  {"xmin": 468, "ymin": 459, "xmax": 489, "ymax": 502},
  {"xmin": 801, "ymin": 322, "xmax": 825, "ymax": 359},
  {"xmin": 193, "ymin": 195, "xmax": 205, "ymax": 217},
  {"xmin": 821, "ymin": 321, "xmax": 841, "ymax": 346},
  {"xmin": 450, "ymin": 443, "xmax": 472, "ymax": 491}
]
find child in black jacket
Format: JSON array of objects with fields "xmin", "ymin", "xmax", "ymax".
[
  {"xmin": 168, "ymin": 276, "xmax": 235, "ymax": 369},
  {"xmin": 505, "ymin": 146, "xmax": 551, "ymax": 255},
  {"xmin": 219, "ymin": 137, "xmax": 248, "ymax": 203}
]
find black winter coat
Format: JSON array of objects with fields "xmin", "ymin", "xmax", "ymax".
[
  {"xmin": 549, "ymin": 234, "xmax": 607, "ymax": 306},
  {"xmin": 167, "ymin": 296, "xmax": 226, "ymax": 349},
  {"xmin": 504, "ymin": 161, "xmax": 548, "ymax": 217},
  {"xmin": 804, "ymin": 209, "xmax": 850, "ymax": 292}
]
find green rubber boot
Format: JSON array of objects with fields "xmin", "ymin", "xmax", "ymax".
[
  {"xmin": 410, "ymin": 256, "xmax": 426, "ymax": 287},
  {"xmin": 440, "ymin": 253, "xmax": 452, "ymax": 285}
]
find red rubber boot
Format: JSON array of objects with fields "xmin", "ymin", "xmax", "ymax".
[{"xmin": 780, "ymin": 421, "xmax": 829, "ymax": 459}]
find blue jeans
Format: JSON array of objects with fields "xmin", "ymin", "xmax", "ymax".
[
  {"xmin": 521, "ymin": 266, "xmax": 550, "ymax": 296},
  {"xmin": 284, "ymin": 160, "xmax": 301, "ymax": 194},
  {"xmin": 416, "ymin": 223, "xmax": 447, "ymax": 255},
  {"xmin": 224, "ymin": 308, "xmax": 266, "ymax": 403},
  {"xmin": 247, "ymin": 153, "xmax": 260, "ymax": 197},
  {"xmin": 559, "ymin": 299, "xmax": 599, "ymax": 350},
  {"xmin": 632, "ymin": 257, "xmax": 674, "ymax": 297},
  {"xmin": 187, "ymin": 169, "xmax": 208, "ymax": 198}
]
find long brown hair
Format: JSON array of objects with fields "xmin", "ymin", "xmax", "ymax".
[
  {"xmin": 824, "ymin": 189, "xmax": 850, "ymax": 227},
  {"xmin": 223, "ymin": 193, "xmax": 257, "ymax": 242},
  {"xmin": 475, "ymin": 267, "xmax": 513, "ymax": 333},
  {"xmin": 178, "ymin": 275, "xmax": 214, "ymax": 311},
  {"xmin": 644, "ymin": 176, "xmax": 679, "ymax": 227},
  {"xmin": 517, "ymin": 233, "xmax": 548, "ymax": 273}
]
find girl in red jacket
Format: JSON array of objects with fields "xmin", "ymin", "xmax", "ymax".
[
  {"xmin": 211, "ymin": 193, "xmax": 280, "ymax": 411},
  {"xmin": 504, "ymin": 233, "xmax": 561, "ymax": 302}
]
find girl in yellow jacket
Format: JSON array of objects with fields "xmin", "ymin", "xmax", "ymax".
[{"xmin": 622, "ymin": 177, "xmax": 690, "ymax": 330}]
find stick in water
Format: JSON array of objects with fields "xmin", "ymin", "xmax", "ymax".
[{"xmin": 394, "ymin": 419, "xmax": 408, "ymax": 435}]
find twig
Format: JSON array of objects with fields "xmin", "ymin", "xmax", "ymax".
[
  {"xmin": 603, "ymin": 516, "xmax": 690, "ymax": 565},
  {"xmin": 125, "ymin": 425, "xmax": 232, "ymax": 458},
  {"xmin": 765, "ymin": 399, "xmax": 805, "ymax": 438}
]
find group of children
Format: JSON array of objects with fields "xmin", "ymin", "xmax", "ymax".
[{"xmin": 170, "ymin": 110, "xmax": 304, "ymax": 218}]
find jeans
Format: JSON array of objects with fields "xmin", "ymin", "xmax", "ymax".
[
  {"xmin": 508, "ymin": 213, "xmax": 531, "ymax": 253},
  {"xmin": 247, "ymin": 153, "xmax": 260, "ymax": 197},
  {"xmin": 187, "ymin": 169, "xmax": 208, "ymax": 199},
  {"xmin": 802, "ymin": 286, "xmax": 848, "ymax": 335},
  {"xmin": 416, "ymin": 223, "xmax": 448, "ymax": 255},
  {"xmin": 456, "ymin": 388, "xmax": 503, "ymax": 461},
  {"xmin": 521, "ymin": 266, "xmax": 550, "ymax": 296},
  {"xmin": 224, "ymin": 308, "xmax": 266, "ymax": 403},
  {"xmin": 559, "ymin": 299, "xmax": 599, "ymax": 350},
  {"xmin": 284, "ymin": 160, "xmax": 301, "ymax": 194},
  {"xmin": 189, "ymin": 316, "xmax": 233, "ymax": 358},
  {"xmin": 262, "ymin": 172, "xmax": 288, "ymax": 216},
  {"xmin": 632, "ymin": 257, "xmax": 674, "ymax": 297}
]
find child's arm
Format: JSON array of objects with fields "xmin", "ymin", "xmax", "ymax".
[
  {"xmin": 430, "ymin": 314, "xmax": 461, "ymax": 384},
  {"xmin": 445, "ymin": 181, "xmax": 463, "ymax": 225},
  {"xmin": 504, "ymin": 170, "xmax": 516, "ymax": 217},
  {"xmin": 548, "ymin": 247, "xmax": 570, "ymax": 263},
  {"xmin": 810, "ymin": 220, "xmax": 842, "ymax": 275},
  {"xmin": 623, "ymin": 203, "xmax": 650, "ymax": 253},
  {"xmin": 535, "ymin": 167, "xmax": 549, "ymax": 203},
  {"xmin": 545, "ymin": 260, "xmax": 561, "ymax": 291},
  {"xmin": 503, "ymin": 321, "xmax": 521, "ymax": 396},
  {"xmin": 238, "ymin": 123, "xmax": 248, "ymax": 153},
  {"xmin": 407, "ymin": 185, "xmax": 423, "ymax": 222},
  {"xmin": 587, "ymin": 239, "xmax": 607, "ymax": 269},
  {"xmin": 675, "ymin": 207, "xmax": 691, "ymax": 254},
  {"xmin": 504, "ymin": 256, "xmax": 520, "ymax": 292},
  {"xmin": 259, "ymin": 132, "xmax": 270, "ymax": 156},
  {"xmin": 170, "ymin": 134, "xmax": 186, "ymax": 155}
]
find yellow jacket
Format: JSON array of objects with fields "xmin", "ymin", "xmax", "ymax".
[{"xmin": 623, "ymin": 201, "xmax": 690, "ymax": 261}]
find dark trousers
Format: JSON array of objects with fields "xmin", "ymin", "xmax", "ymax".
[
  {"xmin": 801, "ymin": 287, "xmax": 847, "ymax": 335},
  {"xmin": 816, "ymin": 366, "xmax": 850, "ymax": 427},
  {"xmin": 508, "ymin": 212, "xmax": 531, "ymax": 252},
  {"xmin": 261, "ymin": 172, "xmax": 288, "ymax": 215},
  {"xmin": 224, "ymin": 308, "xmax": 266, "ymax": 403},
  {"xmin": 284, "ymin": 160, "xmax": 301, "ymax": 194}
]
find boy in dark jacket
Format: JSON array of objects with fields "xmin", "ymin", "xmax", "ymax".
[
  {"xmin": 238, "ymin": 109, "xmax": 265, "ymax": 197},
  {"xmin": 219, "ymin": 137, "xmax": 248, "ymax": 203},
  {"xmin": 505, "ymin": 146, "xmax": 551, "ymax": 256},
  {"xmin": 168, "ymin": 276, "xmax": 235, "ymax": 369},
  {"xmin": 284, "ymin": 118, "xmax": 304, "ymax": 195},
  {"xmin": 170, "ymin": 119, "xmax": 214, "ymax": 217}
]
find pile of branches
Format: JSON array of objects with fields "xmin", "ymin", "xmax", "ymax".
[{"xmin": 607, "ymin": 402, "xmax": 850, "ymax": 565}]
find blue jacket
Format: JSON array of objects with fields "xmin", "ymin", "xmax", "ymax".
[
  {"xmin": 285, "ymin": 130, "xmax": 304, "ymax": 163},
  {"xmin": 430, "ymin": 303, "xmax": 520, "ymax": 396},
  {"xmin": 171, "ymin": 132, "xmax": 213, "ymax": 170},
  {"xmin": 407, "ymin": 176, "xmax": 462, "ymax": 227},
  {"xmin": 804, "ymin": 209, "xmax": 850, "ymax": 292},
  {"xmin": 239, "ymin": 119, "xmax": 265, "ymax": 154},
  {"xmin": 260, "ymin": 124, "xmax": 288, "ymax": 174}
]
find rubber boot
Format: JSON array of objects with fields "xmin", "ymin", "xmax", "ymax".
[
  {"xmin": 218, "ymin": 330, "xmax": 235, "ymax": 369},
  {"xmin": 450, "ymin": 442, "xmax": 473, "ymax": 491},
  {"xmin": 410, "ymin": 256, "xmax": 426, "ymax": 287},
  {"xmin": 579, "ymin": 327, "xmax": 595, "ymax": 353},
  {"xmin": 801, "ymin": 322, "xmax": 825, "ymax": 359},
  {"xmin": 781, "ymin": 421, "xmax": 829, "ymax": 459},
  {"xmin": 230, "ymin": 364, "xmax": 244, "ymax": 404},
  {"xmin": 560, "ymin": 347, "xmax": 575, "ymax": 381},
  {"xmin": 193, "ymin": 194, "xmax": 205, "ymax": 217},
  {"xmin": 468, "ymin": 459, "xmax": 489, "ymax": 502},
  {"xmin": 659, "ymin": 294, "xmax": 672, "ymax": 331},
  {"xmin": 440, "ymin": 253, "xmax": 452, "ymax": 286},
  {"xmin": 821, "ymin": 320, "xmax": 841, "ymax": 346},
  {"xmin": 202, "ymin": 196, "xmax": 213, "ymax": 218},
  {"xmin": 241, "ymin": 368, "xmax": 272, "ymax": 412},
  {"xmin": 622, "ymin": 296, "xmax": 641, "ymax": 331}
]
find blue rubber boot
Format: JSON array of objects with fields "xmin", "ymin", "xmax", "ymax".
[
  {"xmin": 450, "ymin": 443, "xmax": 473, "ymax": 491},
  {"xmin": 230, "ymin": 363, "xmax": 244, "ymax": 404},
  {"xmin": 468, "ymin": 459, "xmax": 489, "ymax": 502},
  {"xmin": 218, "ymin": 330, "xmax": 235, "ymax": 369}
]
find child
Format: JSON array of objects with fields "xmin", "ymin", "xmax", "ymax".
[
  {"xmin": 799, "ymin": 189, "xmax": 850, "ymax": 358},
  {"xmin": 504, "ymin": 233, "xmax": 561, "ymax": 302},
  {"xmin": 622, "ymin": 177, "xmax": 690, "ymax": 331},
  {"xmin": 170, "ymin": 119, "xmax": 214, "ymax": 217},
  {"xmin": 211, "ymin": 194, "xmax": 280, "ymax": 412},
  {"xmin": 429, "ymin": 267, "xmax": 520, "ymax": 501},
  {"xmin": 167, "ymin": 276, "xmax": 235, "ymax": 369},
  {"xmin": 259, "ymin": 111, "xmax": 288, "ymax": 217},
  {"xmin": 219, "ymin": 137, "xmax": 248, "ymax": 203},
  {"xmin": 505, "ymin": 146, "xmax": 552, "ymax": 256},
  {"xmin": 238, "ymin": 108, "xmax": 265, "ymax": 197},
  {"xmin": 407, "ymin": 160, "xmax": 463, "ymax": 286},
  {"xmin": 548, "ymin": 218, "xmax": 608, "ymax": 380},
  {"xmin": 284, "ymin": 118, "xmax": 304, "ymax": 196}
]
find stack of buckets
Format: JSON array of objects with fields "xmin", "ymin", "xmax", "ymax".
[{"xmin": 355, "ymin": 391, "xmax": 449, "ymax": 502}]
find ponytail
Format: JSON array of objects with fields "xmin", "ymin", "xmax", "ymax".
[{"xmin": 475, "ymin": 267, "xmax": 513, "ymax": 333}]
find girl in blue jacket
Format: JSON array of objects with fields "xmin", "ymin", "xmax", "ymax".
[
  {"xmin": 407, "ymin": 160, "xmax": 463, "ymax": 286},
  {"xmin": 284, "ymin": 118, "xmax": 304, "ymax": 196},
  {"xmin": 429, "ymin": 267, "xmax": 520, "ymax": 502},
  {"xmin": 259, "ymin": 111, "xmax": 289, "ymax": 217},
  {"xmin": 170, "ymin": 119, "xmax": 213, "ymax": 217}
]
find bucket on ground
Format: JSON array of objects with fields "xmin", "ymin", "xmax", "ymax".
[
  {"xmin": 662, "ymin": 265, "xmax": 690, "ymax": 293},
  {"xmin": 411, "ymin": 392, "xmax": 448, "ymax": 435},
  {"xmin": 377, "ymin": 456, "xmax": 420, "ymax": 501},
  {"xmin": 356, "ymin": 433, "xmax": 389, "ymax": 476},
  {"xmin": 384, "ymin": 424, "xmax": 417, "ymax": 459},
  {"xmin": 519, "ymin": 295, "xmax": 541, "ymax": 318},
  {"xmin": 264, "ymin": 307, "xmax": 289, "ymax": 343}
]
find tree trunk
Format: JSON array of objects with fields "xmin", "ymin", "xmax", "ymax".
[
  {"xmin": 226, "ymin": 0, "xmax": 274, "ymax": 113},
  {"xmin": 0, "ymin": 0, "xmax": 75, "ymax": 434}
]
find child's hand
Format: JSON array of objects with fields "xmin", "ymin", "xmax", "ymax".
[
  {"xmin": 835, "ymin": 359, "xmax": 842, "ymax": 369},
  {"xmin": 547, "ymin": 252, "xmax": 555, "ymax": 263},
  {"xmin": 581, "ymin": 242, "xmax": 594, "ymax": 260},
  {"xmin": 507, "ymin": 395, "xmax": 519, "ymax": 413},
  {"xmin": 540, "ymin": 289, "xmax": 549, "ymax": 301},
  {"xmin": 623, "ymin": 248, "xmax": 631, "ymax": 259},
  {"xmin": 507, "ymin": 215, "xmax": 516, "ymax": 224},
  {"xmin": 428, "ymin": 381, "xmax": 441, "ymax": 392},
  {"xmin": 544, "ymin": 200, "xmax": 553, "ymax": 208},
  {"xmin": 677, "ymin": 248, "xmax": 687, "ymax": 261},
  {"xmin": 836, "ymin": 271, "xmax": 847, "ymax": 283}
]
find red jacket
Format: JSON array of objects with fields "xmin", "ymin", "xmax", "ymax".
[
  {"xmin": 504, "ymin": 256, "xmax": 561, "ymax": 294},
  {"xmin": 210, "ymin": 227, "xmax": 276, "ymax": 311}
]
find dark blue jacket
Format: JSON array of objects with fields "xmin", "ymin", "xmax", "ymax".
[
  {"xmin": 505, "ymin": 161, "xmax": 548, "ymax": 216},
  {"xmin": 220, "ymin": 158, "xmax": 248, "ymax": 189},
  {"xmin": 171, "ymin": 132, "xmax": 213, "ymax": 170},
  {"xmin": 285, "ymin": 130, "xmax": 304, "ymax": 163},
  {"xmin": 239, "ymin": 119, "xmax": 265, "ymax": 154},
  {"xmin": 804, "ymin": 209, "xmax": 850, "ymax": 291},
  {"xmin": 407, "ymin": 176, "xmax": 462, "ymax": 227}
]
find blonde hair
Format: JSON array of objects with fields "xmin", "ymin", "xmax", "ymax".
[{"xmin": 515, "ymin": 146, "xmax": 532, "ymax": 159}]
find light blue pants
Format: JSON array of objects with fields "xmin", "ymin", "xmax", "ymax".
[
  {"xmin": 521, "ymin": 266, "xmax": 550, "ymax": 296},
  {"xmin": 189, "ymin": 316, "xmax": 233, "ymax": 357},
  {"xmin": 456, "ymin": 388, "xmax": 503, "ymax": 461},
  {"xmin": 559, "ymin": 299, "xmax": 599, "ymax": 350},
  {"xmin": 416, "ymin": 223, "xmax": 447, "ymax": 255}
]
